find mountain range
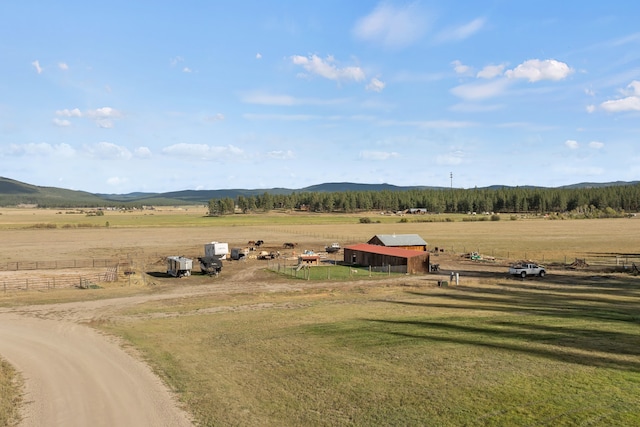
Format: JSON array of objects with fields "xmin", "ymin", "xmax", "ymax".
[{"xmin": 0, "ymin": 176, "xmax": 638, "ymax": 207}]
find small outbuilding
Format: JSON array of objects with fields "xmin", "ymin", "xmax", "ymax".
[
  {"xmin": 344, "ymin": 243, "xmax": 430, "ymax": 275},
  {"xmin": 367, "ymin": 234, "xmax": 428, "ymax": 252}
]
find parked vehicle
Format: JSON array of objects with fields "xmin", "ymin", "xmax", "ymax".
[
  {"xmin": 167, "ymin": 256, "xmax": 192, "ymax": 277},
  {"xmin": 509, "ymin": 262, "xmax": 546, "ymax": 278},
  {"xmin": 325, "ymin": 243, "xmax": 341, "ymax": 253}
]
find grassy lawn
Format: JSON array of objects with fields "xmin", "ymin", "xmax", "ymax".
[{"xmin": 98, "ymin": 276, "xmax": 640, "ymax": 426}]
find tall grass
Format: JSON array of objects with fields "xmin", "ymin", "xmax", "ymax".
[{"xmin": 0, "ymin": 357, "xmax": 21, "ymax": 426}]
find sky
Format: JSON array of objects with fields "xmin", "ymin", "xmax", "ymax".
[{"xmin": 1, "ymin": 1, "xmax": 639, "ymax": 194}]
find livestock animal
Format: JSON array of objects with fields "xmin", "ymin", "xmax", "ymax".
[{"xmin": 283, "ymin": 242, "xmax": 297, "ymax": 249}]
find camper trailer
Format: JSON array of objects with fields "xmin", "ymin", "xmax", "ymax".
[
  {"xmin": 166, "ymin": 256, "xmax": 193, "ymax": 277},
  {"xmin": 204, "ymin": 241, "xmax": 229, "ymax": 260}
]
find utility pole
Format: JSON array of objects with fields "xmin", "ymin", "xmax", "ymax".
[{"xmin": 450, "ymin": 172, "xmax": 453, "ymax": 189}]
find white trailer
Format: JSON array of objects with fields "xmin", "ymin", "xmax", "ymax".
[
  {"xmin": 205, "ymin": 241, "xmax": 229, "ymax": 260},
  {"xmin": 167, "ymin": 256, "xmax": 193, "ymax": 277}
]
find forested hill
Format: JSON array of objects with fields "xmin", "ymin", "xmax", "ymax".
[
  {"xmin": 1, "ymin": 176, "xmax": 640, "ymax": 213},
  {"xmin": 208, "ymin": 182, "xmax": 640, "ymax": 215}
]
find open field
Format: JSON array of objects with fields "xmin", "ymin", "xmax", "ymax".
[{"xmin": 0, "ymin": 208, "xmax": 639, "ymax": 426}]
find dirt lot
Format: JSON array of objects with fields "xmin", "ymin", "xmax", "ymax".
[{"xmin": 0, "ymin": 218, "xmax": 636, "ymax": 426}]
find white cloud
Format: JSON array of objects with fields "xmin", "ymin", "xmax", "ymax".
[
  {"xmin": 451, "ymin": 60, "xmax": 473, "ymax": 76},
  {"xmin": 243, "ymin": 113, "xmax": 320, "ymax": 121},
  {"xmin": 85, "ymin": 107, "xmax": 123, "ymax": 128},
  {"xmin": 436, "ymin": 152, "xmax": 464, "ymax": 165},
  {"xmin": 291, "ymin": 54, "xmax": 365, "ymax": 83},
  {"xmin": 600, "ymin": 96, "xmax": 640, "ymax": 112},
  {"xmin": 352, "ymin": 2, "xmax": 428, "ymax": 49},
  {"xmin": 450, "ymin": 78, "xmax": 511, "ymax": 100},
  {"xmin": 107, "ymin": 176, "xmax": 128, "ymax": 186},
  {"xmin": 31, "ymin": 60, "xmax": 43, "ymax": 74},
  {"xmin": 436, "ymin": 17, "xmax": 486, "ymax": 42},
  {"xmin": 505, "ymin": 59, "xmax": 573, "ymax": 82},
  {"xmin": 135, "ymin": 147, "xmax": 152, "ymax": 158},
  {"xmin": 162, "ymin": 143, "xmax": 244, "ymax": 160},
  {"xmin": 565, "ymin": 140, "xmax": 579, "ymax": 149},
  {"xmin": 56, "ymin": 108, "xmax": 83, "ymax": 117},
  {"xmin": 170, "ymin": 56, "xmax": 183, "ymax": 66},
  {"xmin": 256, "ymin": 53, "xmax": 262, "ymax": 59},
  {"xmin": 58, "ymin": 62, "xmax": 69, "ymax": 71},
  {"xmin": 85, "ymin": 142, "xmax": 132, "ymax": 160},
  {"xmin": 586, "ymin": 104, "xmax": 596, "ymax": 113},
  {"xmin": 477, "ymin": 64, "xmax": 505, "ymax": 79},
  {"xmin": 589, "ymin": 141, "xmax": 604, "ymax": 149},
  {"xmin": 205, "ymin": 113, "xmax": 225, "ymax": 122},
  {"xmin": 182, "ymin": 67, "xmax": 192, "ymax": 73},
  {"xmin": 52, "ymin": 118, "xmax": 71, "ymax": 127},
  {"xmin": 366, "ymin": 77, "xmax": 386, "ymax": 92},
  {"xmin": 4, "ymin": 142, "xmax": 75, "ymax": 157},
  {"xmin": 267, "ymin": 150, "xmax": 294, "ymax": 159},
  {"xmin": 241, "ymin": 91, "xmax": 347, "ymax": 106},
  {"xmin": 599, "ymin": 80, "xmax": 640, "ymax": 112},
  {"xmin": 360, "ymin": 150, "xmax": 399, "ymax": 160}
]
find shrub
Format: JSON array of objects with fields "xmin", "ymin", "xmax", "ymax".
[
  {"xmin": 491, "ymin": 214, "xmax": 501, "ymax": 221},
  {"xmin": 359, "ymin": 217, "xmax": 372, "ymax": 224}
]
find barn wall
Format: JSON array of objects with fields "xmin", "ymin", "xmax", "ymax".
[{"xmin": 343, "ymin": 249, "xmax": 429, "ymax": 275}]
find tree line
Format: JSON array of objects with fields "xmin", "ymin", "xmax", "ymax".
[{"xmin": 208, "ymin": 184, "xmax": 640, "ymax": 216}]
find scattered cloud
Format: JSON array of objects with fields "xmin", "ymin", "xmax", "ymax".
[
  {"xmin": 366, "ymin": 77, "xmax": 386, "ymax": 92},
  {"xmin": 436, "ymin": 150, "xmax": 464, "ymax": 165},
  {"xmin": 589, "ymin": 141, "xmax": 604, "ymax": 149},
  {"xmin": 452, "ymin": 60, "xmax": 473, "ymax": 76},
  {"xmin": 436, "ymin": 17, "xmax": 486, "ymax": 43},
  {"xmin": 4, "ymin": 142, "xmax": 75, "ymax": 157},
  {"xmin": 85, "ymin": 142, "xmax": 132, "ymax": 160},
  {"xmin": 565, "ymin": 140, "xmax": 579, "ymax": 149},
  {"xmin": 85, "ymin": 107, "xmax": 123, "ymax": 128},
  {"xmin": 182, "ymin": 67, "xmax": 192, "ymax": 73},
  {"xmin": 360, "ymin": 150, "xmax": 399, "ymax": 161},
  {"xmin": 256, "ymin": 53, "xmax": 262, "ymax": 59},
  {"xmin": 31, "ymin": 60, "xmax": 43, "ymax": 74},
  {"xmin": 599, "ymin": 80, "xmax": 640, "ymax": 112},
  {"xmin": 170, "ymin": 56, "xmax": 183, "ymax": 66},
  {"xmin": 58, "ymin": 62, "xmax": 69, "ymax": 71},
  {"xmin": 135, "ymin": 147, "xmax": 152, "ymax": 158},
  {"xmin": 161, "ymin": 143, "xmax": 244, "ymax": 160},
  {"xmin": 450, "ymin": 78, "xmax": 511, "ymax": 100},
  {"xmin": 107, "ymin": 176, "xmax": 128, "ymax": 186},
  {"xmin": 477, "ymin": 64, "xmax": 505, "ymax": 79},
  {"xmin": 241, "ymin": 91, "xmax": 347, "ymax": 106},
  {"xmin": 56, "ymin": 108, "xmax": 83, "ymax": 117},
  {"xmin": 52, "ymin": 118, "xmax": 71, "ymax": 127},
  {"xmin": 505, "ymin": 59, "xmax": 573, "ymax": 82},
  {"xmin": 352, "ymin": 2, "xmax": 429, "ymax": 49},
  {"xmin": 267, "ymin": 150, "xmax": 294, "ymax": 160},
  {"xmin": 205, "ymin": 113, "xmax": 225, "ymax": 122},
  {"xmin": 291, "ymin": 54, "xmax": 365, "ymax": 83}
]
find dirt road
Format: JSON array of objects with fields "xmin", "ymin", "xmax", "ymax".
[{"xmin": 0, "ymin": 311, "xmax": 194, "ymax": 427}]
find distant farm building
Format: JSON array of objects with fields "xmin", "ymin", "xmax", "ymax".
[
  {"xmin": 298, "ymin": 253, "xmax": 320, "ymax": 266},
  {"xmin": 367, "ymin": 234, "xmax": 428, "ymax": 252},
  {"xmin": 344, "ymin": 243, "xmax": 430, "ymax": 275}
]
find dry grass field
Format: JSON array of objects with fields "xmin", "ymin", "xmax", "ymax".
[{"xmin": 1, "ymin": 207, "xmax": 639, "ymax": 426}]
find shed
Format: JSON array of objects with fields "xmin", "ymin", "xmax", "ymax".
[
  {"xmin": 344, "ymin": 243, "xmax": 430, "ymax": 275},
  {"xmin": 367, "ymin": 234, "xmax": 428, "ymax": 251}
]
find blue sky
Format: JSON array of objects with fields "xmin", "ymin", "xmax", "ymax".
[{"xmin": 1, "ymin": 1, "xmax": 639, "ymax": 193}]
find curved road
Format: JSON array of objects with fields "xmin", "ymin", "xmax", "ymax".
[{"xmin": 0, "ymin": 313, "xmax": 193, "ymax": 427}]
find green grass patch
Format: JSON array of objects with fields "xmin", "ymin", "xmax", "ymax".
[{"xmin": 98, "ymin": 278, "xmax": 640, "ymax": 426}]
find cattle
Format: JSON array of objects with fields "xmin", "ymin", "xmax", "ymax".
[{"xmin": 283, "ymin": 242, "xmax": 297, "ymax": 249}]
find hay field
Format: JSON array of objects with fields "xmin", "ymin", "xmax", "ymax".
[{"xmin": 1, "ymin": 208, "xmax": 640, "ymax": 426}]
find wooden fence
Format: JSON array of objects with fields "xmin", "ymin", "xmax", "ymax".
[{"xmin": 0, "ymin": 258, "xmax": 121, "ymax": 271}]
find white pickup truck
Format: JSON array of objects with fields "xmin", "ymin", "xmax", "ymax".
[{"xmin": 509, "ymin": 263, "xmax": 546, "ymax": 278}]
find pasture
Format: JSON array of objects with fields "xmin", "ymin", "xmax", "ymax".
[{"xmin": 1, "ymin": 207, "xmax": 639, "ymax": 426}]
